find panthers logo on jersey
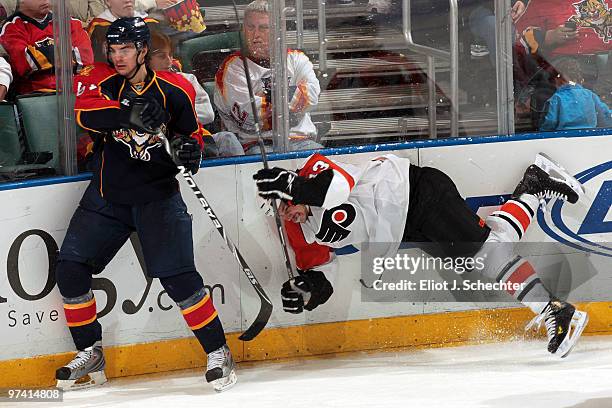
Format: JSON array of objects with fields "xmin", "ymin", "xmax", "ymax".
[
  {"xmin": 34, "ymin": 37, "xmax": 54, "ymax": 48},
  {"xmin": 315, "ymin": 203, "xmax": 356, "ymax": 243},
  {"xmin": 111, "ymin": 126, "xmax": 165, "ymax": 161},
  {"xmin": 570, "ymin": 0, "xmax": 612, "ymax": 42}
]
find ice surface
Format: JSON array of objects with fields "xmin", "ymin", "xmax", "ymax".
[{"xmin": 25, "ymin": 336, "xmax": 612, "ymax": 408}]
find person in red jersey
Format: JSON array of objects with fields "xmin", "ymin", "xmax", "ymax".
[{"xmin": 0, "ymin": 0, "xmax": 93, "ymax": 95}]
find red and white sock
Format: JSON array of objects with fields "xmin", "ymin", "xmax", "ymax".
[{"xmin": 486, "ymin": 194, "xmax": 539, "ymax": 242}]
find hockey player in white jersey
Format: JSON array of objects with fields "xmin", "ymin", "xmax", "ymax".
[
  {"xmin": 213, "ymin": 0, "xmax": 322, "ymax": 156},
  {"xmin": 253, "ymin": 152, "xmax": 589, "ymax": 358}
]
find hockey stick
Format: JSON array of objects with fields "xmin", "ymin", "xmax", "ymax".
[
  {"xmin": 232, "ymin": 0, "xmax": 295, "ymax": 280},
  {"xmin": 160, "ymin": 135, "xmax": 272, "ymax": 341}
]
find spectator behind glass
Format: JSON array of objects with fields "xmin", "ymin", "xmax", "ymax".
[
  {"xmin": 0, "ymin": 45, "xmax": 11, "ymax": 100},
  {"xmin": 88, "ymin": 0, "xmax": 160, "ymax": 62},
  {"xmin": 540, "ymin": 57, "xmax": 612, "ymax": 131},
  {"xmin": 0, "ymin": 0, "xmax": 106, "ymax": 26},
  {"xmin": 0, "ymin": 0, "xmax": 94, "ymax": 95},
  {"xmin": 213, "ymin": 0, "xmax": 322, "ymax": 156},
  {"xmin": 466, "ymin": 0, "xmax": 527, "ymax": 65},
  {"xmin": 0, "ymin": 57, "xmax": 11, "ymax": 100},
  {"xmin": 147, "ymin": 30, "xmax": 214, "ymax": 126},
  {"xmin": 514, "ymin": 0, "xmax": 612, "ymax": 125}
]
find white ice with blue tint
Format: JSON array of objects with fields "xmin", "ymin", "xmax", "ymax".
[{"xmin": 33, "ymin": 336, "xmax": 612, "ymax": 408}]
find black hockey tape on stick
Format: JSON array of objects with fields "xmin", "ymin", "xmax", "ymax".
[
  {"xmin": 231, "ymin": 0, "xmax": 296, "ymax": 280},
  {"xmin": 160, "ymin": 134, "xmax": 272, "ymax": 341}
]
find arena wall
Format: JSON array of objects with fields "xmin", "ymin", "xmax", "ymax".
[{"xmin": 1, "ymin": 130, "xmax": 611, "ymax": 387}]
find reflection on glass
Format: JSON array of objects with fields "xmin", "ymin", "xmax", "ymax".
[{"xmin": 513, "ymin": 0, "xmax": 612, "ymax": 132}]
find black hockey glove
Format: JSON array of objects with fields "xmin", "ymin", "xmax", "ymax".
[
  {"xmin": 171, "ymin": 134, "xmax": 202, "ymax": 174},
  {"xmin": 119, "ymin": 96, "xmax": 169, "ymax": 134},
  {"xmin": 253, "ymin": 167, "xmax": 334, "ymax": 206},
  {"xmin": 253, "ymin": 167, "xmax": 300, "ymax": 202},
  {"xmin": 281, "ymin": 270, "xmax": 333, "ymax": 314}
]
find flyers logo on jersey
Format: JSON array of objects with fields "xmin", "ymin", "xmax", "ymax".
[
  {"xmin": 316, "ymin": 203, "xmax": 356, "ymax": 243},
  {"xmin": 112, "ymin": 127, "xmax": 165, "ymax": 161}
]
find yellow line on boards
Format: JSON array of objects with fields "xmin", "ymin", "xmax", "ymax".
[{"xmin": 1, "ymin": 302, "xmax": 610, "ymax": 388}]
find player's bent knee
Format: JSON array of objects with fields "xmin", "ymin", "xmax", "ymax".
[
  {"xmin": 473, "ymin": 242, "xmax": 516, "ymax": 280},
  {"xmin": 159, "ymin": 271, "xmax": 205, "ymax": 303},
  {"xmin": 55, "ymin": 260, "xmax": 94, "ymax": 298}
]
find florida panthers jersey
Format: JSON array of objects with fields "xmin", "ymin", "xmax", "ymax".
[
  {"xmin": 214, "ymin": 50, "xmax": 320, "ymax": 145},
  {"xmin": 74, "ymin": 63, "xmax": 205, "ymax": 205},
  {"xmin": 285, "ymin": 153, "xmax": 411, "ymax": 273}
]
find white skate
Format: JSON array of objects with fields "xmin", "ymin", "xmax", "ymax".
[
  {"xmin": 534, "ymin": 152, "xmax": 586, "ymax": 202},
  {"xmin": 56, "ymin": 341, "xmax": 107, "ymax": 391},
  {"xmin": 526, "ymin": 300, "xmax": 589, "ymax": 358},
  {"xmin": 205, "ymin": 344, "xmax": 237, "ymax": 392}
]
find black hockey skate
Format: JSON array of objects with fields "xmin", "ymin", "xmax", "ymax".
[
  {"xmin": 526, "ymin": 300, "xmax": 589, "ymax": 358},
  {"xmin": 512, "ymin": 153, "xmax": 584, "ymax": 206},
  {"xmin": 205, "ymin": 344, "xmax": 237, "ymax": 392},
  {"xmin": 56, "ymin": 341, "xmax": 107, "ymax": 390}
]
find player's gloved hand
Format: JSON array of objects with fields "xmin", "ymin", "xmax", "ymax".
[
  {"xmin": 119, "ymin": 96, "xmax": 169, "ymax": 134},
  {"xmin": 253, "ymin": 167, "xmax": 301, "ymax": 201},
  {"xmin": 171, "ymin": 134, "xmax": 202, "ymax": 174},
  {"xmin": 281, "ymin": 270, "xmax": 333, "ymax": 314},
  {"xmin": 139, "ymin": 97, "xmax": 168, "ymax": 131}
]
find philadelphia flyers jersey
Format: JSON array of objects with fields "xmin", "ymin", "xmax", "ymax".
[
  {"xmin": 285, "ymin": 153, "xmax": 411, "ymax": 273},
  {"xmin": 74, "ymin": 62, "xmax": 204, "ymax": 205}
]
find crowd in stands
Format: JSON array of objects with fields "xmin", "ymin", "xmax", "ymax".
[
  {"xmin": 0, "ymin": 0, "xmax": 321, "ymax": 160},
  {"xmin": 0, "ymin": 0, "xmax": 609, "ymax": 167}
]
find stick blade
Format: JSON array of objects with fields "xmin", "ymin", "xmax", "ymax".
[{"xmin": 238, "ymin": 300, "xmax": 273, "ymax": 341}]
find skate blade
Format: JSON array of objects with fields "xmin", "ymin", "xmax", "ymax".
[
  {"xmin": 535, "ymin": 153, "xmax": 586, "ymax": 197},
  {"xmin": 525, "ymin": 313, "xmax": 544, "ymax": 332},
  {"xmin": 557, "ymin": 311, "xmax": 589, "ymax": 358},
  {"xmin": 211, "ymin": 369, "xmax": 237, "ymax": 393},
  {"xmin": 57, "ymin": 370, "xmax": 107, "ymax": 391}
]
